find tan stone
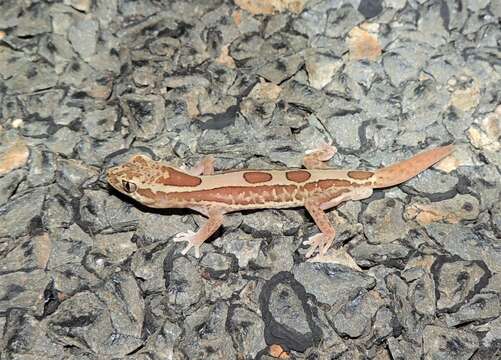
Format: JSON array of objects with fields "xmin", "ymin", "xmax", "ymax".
[
  {"xmin": 268, "ymin": 344, "xmax": 289, "ymax": 358},
  {"xmin": 467, "ymin": 105, "xmax": 500, "ymax": 152},
  {"xmin": 405, "ymin": 255, "xmax": 436, "ymax": 271},
  {"xmin": 433, "ymin": 155, "xmax": 460, "ymax": 173},
  {"xmin": 405, "ymin": 195, "xmax": 480, "ymax": 226},
  {"xmin": 234, "ymin": 0, "xmax": 306, "ymax": 15},
  {"xmin": 248, "ymin": 78, "xmax": 282, "ymax": 102},
  {"xmin": 34, "ymin": 233, "xmax": 51, "ymax": 269},
  {"xmin": 348, "ymin": 25, "xmax": 382, "ymax": 61},
  {"xmin": 0, "ymin": 141, "xmax": 29, "ymax": 176},
  {"xmin": 449, "ymin": 78, "xmax": 480, "ymax": 111},
  {"xmin": 216, "ymin": 45, "xmax": 236, "ymax": 68},
  {"xmin": 232, "ymin": 10, "xmax": 242, "ymax": 26},
  {"xmin": 183, "ymin": 87, "xmax": 206, "ymax": 118},
  {"xmin": 65, "ymin": 0, "xmax": 92, "ymax": 12}
]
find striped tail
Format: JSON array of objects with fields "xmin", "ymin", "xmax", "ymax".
[{"xmin": 372, "ymin": 145, "xmax": 454, "ymax": 189}]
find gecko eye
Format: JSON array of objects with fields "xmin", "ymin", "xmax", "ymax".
[{"xmin": 122, "ymin": 180, "xmax": 137, "ymax": 193}]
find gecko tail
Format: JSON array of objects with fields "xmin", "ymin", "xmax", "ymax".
[{"xmin": 372, "ymin": 144, "xmax": 454, "ymax": 189}]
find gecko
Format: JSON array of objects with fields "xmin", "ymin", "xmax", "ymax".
[{"xmin": 107, "ymin": 144, "xmax": 454, "ymax": 265}]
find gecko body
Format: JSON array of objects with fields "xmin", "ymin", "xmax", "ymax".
[{"xmin": 107, "ymin": 145, "xmax": 454, "ymax": 260}]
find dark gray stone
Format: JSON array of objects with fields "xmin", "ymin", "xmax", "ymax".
[
  {"xmin": 0, "ymin": 270, "xmax": 50, "ymax": 315},
  {"xmin": 325, "ymin": 4, "xmax": 365, "ymax": 38},
  {"xmin": 140, "ymin": 318, "xmax": 182, "ymax": 358},
  {"xmin": 445, "ymin": 293, "xmax": 500, "ymax": 326},
  {"xmin": 26, "ymin": 149, "xmax": 56, "ymax": 188},
  {"xmin": 47, "ymin": 285, "xmax": 143, "ymax": 357},
  {"xmin": 387, "ymin": 336, "xmax": 421, "ymax": 360},
  {"xmin": 407, "ymin": 270, "xmax": 436, "ymax": 316},
  {"xmin": 2, "ymin": 309, "xmax": 69, "ymax": 358},
  {"xmin": 82, "ymin": 108, "xmax": 118, "ymax": 140},
  {"xmin": 199, "ymin": 251, "xmax": 235, "ymax": 279},
  {"xmin": 427, "ymin": 224, "xmax": 500, "ymax": 273},
  {"xmin": 431, "ymin": 256, "xmax": 491, "ymax": 312},
  {"xmin": 350, "ymin": 241, "xmax": 410, "ymax": 268},
  {"xmin": 0, "ymin": 190, "xmax": 46, "ymax": 239},
  {"xmin": 179, "ymin": 302, "xmax": 236, "ymax": 359},
  {"xmin": 382, "ymin": 44, "xmax": 430, "ymax": 87},
  {"xmin": 56, "ymin": 158, "xmax": 100, "ymax": 196},
  {"xmin": 385, "ymin": 273, "xmax": 421, "ymax": 340},
  {"xmin": 293, "ymin": 262, "xmax": 376, "ymax": 307},
  {"xmin": 0, "ymin": 169, "xmax": 25, "ymax": 206},
  {"xmin": 227, "ymin": 306, "xmax": 267, "ymax": 358},
  {"xmin": 131, "ymin": 242, "xmax": 174, "ymax": 293},
  {"xmin": 120, "ymin": 94, "xmax": 165, "ymax": 141},
  {"xmin": 358, "ymin": 0, "xmax": 383, "ymax": 18},
  {"xmin": 164, "ymin": 256, "xmax": 205, "ymax": 312},
  {"xmin": 260, "ymin": 272, "xmax": 321, "ymax": 352},
  {"xmin": 373, "ymin": 306, "xmax": 397, "ymax": 343},
  {"xmin": 332, "ymin": 289, "xmax": 382, "ymax": 338},
  {"xmin": 68, "ymin": 19, "xmax": 99, "ymax": 60},
  {"xmin": 46, "ymin": 127, "xmax": 80, "ymax": 156},
  {"xmin": 362, "ymin": 198, "xmax": 411, "ymax": 244},
  {"xmin": 422, "ymin": 325, "xmax": 479, "ymax": 360}
]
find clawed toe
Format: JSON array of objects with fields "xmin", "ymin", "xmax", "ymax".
[
  {"xmin": 303, "ymin": 233, "xmax": 325, "ymax": 258},
  {"xmin": 173, "ymin": 231, "xmax": 202, "ymax": 258},
  {"xmin": 173, "ymin": 230, "xmax": 196, "ymax": 242}
]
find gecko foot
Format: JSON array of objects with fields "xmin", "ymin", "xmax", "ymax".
[
  {"xmin": 304, "ymin": 143, "xmax": 336, "ymax": 159},
  {"xmin": 303, "ymin": 233, "xmax": 329, "ymax": 258},
  {"xmin": 303, "ymin": 143, "xmax": 337, "ymax": 169},
  {"xmin": 173, "ymin": 230, "xmax": 203, "ymax": 258}
]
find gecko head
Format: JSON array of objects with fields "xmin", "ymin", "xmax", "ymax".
[
  {"xmin": 107, "ymin": 154, "xmax": 203, "ymax": 207},
  {"xmin": 106, "ymin": 154, "xmax": 161, "ymax": 206}
]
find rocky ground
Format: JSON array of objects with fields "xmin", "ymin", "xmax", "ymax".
[{"xmin": 0, "ymin": 0, "xmax": 500, "ymax": 359}]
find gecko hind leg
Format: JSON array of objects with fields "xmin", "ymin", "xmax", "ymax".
[
  {"xmin": 182, "ymin": 156, "xmax": 215, "ymax": 176},
  {"xmin": 303, "ymin": 143, "xmax": 337, "ymax": 169},
  {"xmin": 303, "ymin": 192, "xmax": 363, "ymax": 271},
  {"xmin": 303, "ymin": 198, "xmax": 337, "ymax": 257}
]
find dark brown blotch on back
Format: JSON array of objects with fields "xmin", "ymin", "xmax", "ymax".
[
  {"xmin": 286, "ymin": 170, "xmax": 311, "ymax": 183},
  {"xmin": 243, "ymin": 171, "xmax": 273, "ymax": 184},
  {"xmin": 347, "ymin": 170, "xmax": 374, "ymax": 180},
  {"xmin": 155, "ymin": 167, "xmax": 202, "ymax": 187}
]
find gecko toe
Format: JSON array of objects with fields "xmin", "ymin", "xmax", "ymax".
[
  {"xmin": 173, "ymin": 230, "xmax": 195, "ymax": 242},
  {"xmin": 194, "ymin": 246, "xmax": 201, "ymax": 258},
  {"xmin": 304, "ymin": 233, "xmax": 325, "ymax": 257}
]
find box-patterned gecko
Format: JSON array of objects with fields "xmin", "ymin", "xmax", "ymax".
[{"xmin": 107, "ymin": 144, "xmax": 453, "ymax": 265}]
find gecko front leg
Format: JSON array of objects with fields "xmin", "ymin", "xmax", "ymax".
[
  {"xmin": 303, "ymin": 196, "xmax": 337, "ymax": 257},
  {"xmin": 173, "ymin": 207, "xmax": 225, "ymax": 258}
]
